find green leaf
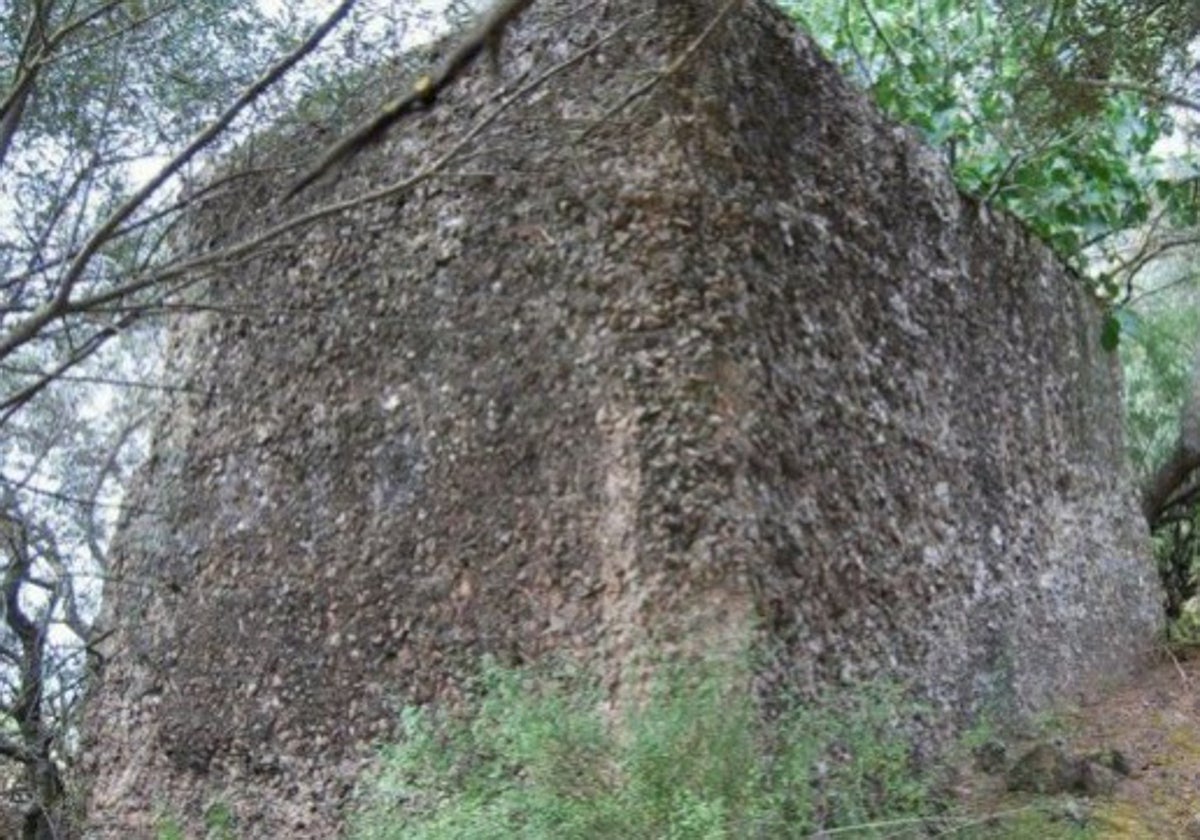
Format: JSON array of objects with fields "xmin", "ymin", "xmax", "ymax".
[
  {"xmin": 1116, "ymin": 307, "xmax": 1141, "ymax": 340},
  {"xmin": 1101, "ymin": 314, "xmax": 1122, "ymax": 352}
]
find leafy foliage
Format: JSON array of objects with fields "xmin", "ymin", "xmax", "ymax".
[
  {"xmin": 784, "ymin": 0, "xmax": 1200, "ymax": 618},
  {"xmin": 1122, "ymin": 275, "xmax": 1200, "ymax": 624},
  {"xmin": 1122, "ymin": 296, "xmax": 1200, "ymax": 479},
  {"xmin": 348, "ymin": 658, "xmax": 1089, "ymax": 839},
  {"xmin": 348, "ymin": 659, "xmax": 927, "ymax": 838},
  {"xmin": 784, "ymin": 0, "xmax": 1200, "ymax": 292}
]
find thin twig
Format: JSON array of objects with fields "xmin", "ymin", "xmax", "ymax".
[
  {"xmin": 1, "ymin": 165, "xmax": 279, "ymax": 290},
  {"xmin": 1076, "ymin": 77, "xmax": 1200, "ymax": 113},
  {"xmin": 856, "ymin": 0, "xmax": 904, "ymax": 71},
  {"xmin": 581, "ymin": 0, "xmax": 741, "ymax": 140},
  {"xmin": 0, "ymin": 0, "xmax": 359, "ymax": 369},
  {"xmin": 1165, "ymin": 643, "xmax": 1191, "ymax": 686},
  {"xmin": 807, "ymin": 804, "xmax": 1046, "ymax": 838},
  {"xmin": 0, "ymin": 18, "xmax": 635, "ymax": 419},
  {"xmin": 284, "ymin": 0, "xmax": 538, "ymax": 200}
]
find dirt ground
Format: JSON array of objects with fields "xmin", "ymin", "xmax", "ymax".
[
  {"xmin": 947, "ymin": 646, "xmax": 1200, "ymax": 838},
  {"xmin": 1064, "ymin": 648, "xmax": 1200, "ymax": 838}
]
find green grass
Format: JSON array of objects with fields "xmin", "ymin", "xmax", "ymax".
[
  {"xmin": 203, "ymin": 800, "xmax": 237, "ymax": 840},
  {"xmin": 153, "ymin": 798, "xmax": 238, "ymax": 840},
  {"xmin": 154, "ymin": 814, "xmax": 186, "ymax": 840},
  {"xmin": 346, "ymin": 657, "xmax": 1092, "ymax": 839},
  {"xmin": 146, "ymin": 657, "xmax": 1095, "ymax": 839}
]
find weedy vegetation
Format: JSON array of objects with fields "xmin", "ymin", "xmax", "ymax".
[{"xmin": 345, "ymin": 658, "xmax": 1095, "ymax": 839}]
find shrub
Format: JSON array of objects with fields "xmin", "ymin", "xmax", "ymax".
[{"xmin": 347, "ymin": 658, "xmax": 947, "ymax": 839}]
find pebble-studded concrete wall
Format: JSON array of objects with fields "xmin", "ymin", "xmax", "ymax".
[{"xmin": 80, "ymin": 1, "xmax": 1161, "ymax": 836}]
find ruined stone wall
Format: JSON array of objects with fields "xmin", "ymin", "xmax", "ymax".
[{"xmin": 80, "ymin": 1, "xmax": 1161, "ymax": 836}]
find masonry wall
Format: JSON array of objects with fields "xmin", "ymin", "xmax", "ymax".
[{"xmin": 80, "ymin": 1, "xmax": 1161, "ymax": 836}]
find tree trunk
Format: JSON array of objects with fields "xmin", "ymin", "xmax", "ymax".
[{"xmin": 1141, "ymin": 341, "xmax": 1200, "ymax": 526}]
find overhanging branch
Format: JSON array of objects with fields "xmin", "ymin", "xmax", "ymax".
[{"xmin": 284, "ymin": 0, "xmax": 537, "ymax": 200}]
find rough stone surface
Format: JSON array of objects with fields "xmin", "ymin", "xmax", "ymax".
[
  {"xmin": 1005, "ymin": 743, "xmax": 1123, "ymax": 797},
  {"xmin": 79, "ymin": 0, "xmax": 1161, "ymax": 836}
]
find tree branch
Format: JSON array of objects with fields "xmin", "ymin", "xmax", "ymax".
[
  {"xmin": 1075, "ymin": 77, "xmax": 1200, "ymax": 113},
  {"xmin": 0, "ymin": 4, "xmax": 631, "ymax": 425},
  {"xmin": 284, "ymin": 0, "xmax": 537, "ymax": 200},
  {"xmin": 1142, "ymin": 442, "xmax": 1200, "ymax": 526},
  {"xmin": 580, "ymin": 0, "xmax": 740, "ymax": 139},
  {"xmin": 1144, "ymin": 342, "xmax": 1200, "ymax": 527},
  {"xmin": 0, "ymin": 0, "xmax": 359, "ymax": 371}
]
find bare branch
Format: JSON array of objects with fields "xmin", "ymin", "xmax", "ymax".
[
  {"xmin": 0, "ymin": 313, "xmax": 139, "ymax": 424},
  {"xmin": 285, "ymin": 0, "xmax": 537, "ymax": 200},
  {"xmin": 1, "ymin": 10, "xmax": 635, "ymax": 363},
  {"xmin": 0, "ymin": 0, "xmax": 50, "ymax": 170},
  {"xmin": 0, "ymin": 365, "xmax": 191, "ymax": 392},
  {"xmin": 0, "ymin": 0, "xmax": 359, "ymax": 372},
  {"xmin": 1143, "ymin": 444, "xmax": 1200, "ymax": 526},
  {"xmin": 581, "ymin": 0, "xmax": 741, "ymax": 139},
  {"xmin": 38, "ymin": 2, "xmax": 182, "ymax": 73},
  {"xmin": 1, "ymin": 164, "xmax": 277, "ymax": 291},
  {"xmin": 1075, "ymin": 77, "xmax": 1200, "ymax": 113},
  {"xmin": 1144, "ymin": 342, "xmax": 1200, "ymax": 526}
]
